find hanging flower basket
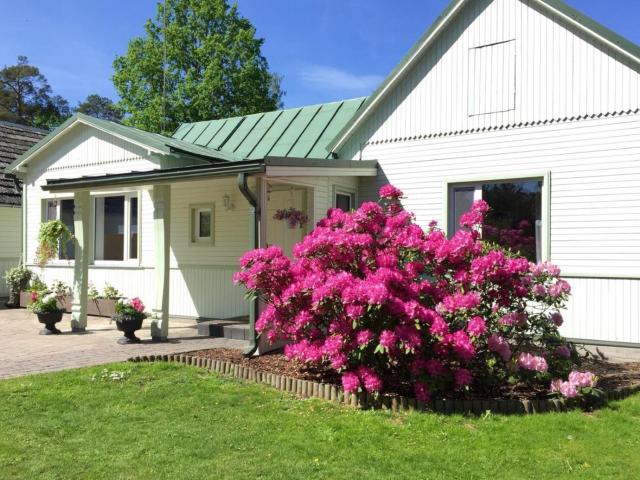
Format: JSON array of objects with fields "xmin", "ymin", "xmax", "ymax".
[{"xmin": 273, "ymin": 207, "xmax": 308, "ymax": 229}]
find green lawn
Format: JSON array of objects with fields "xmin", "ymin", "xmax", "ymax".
[{"xmin": 1, "ymin": 363, "xmax": 639, "ymax": 479}]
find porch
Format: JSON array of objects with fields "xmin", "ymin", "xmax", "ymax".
[{"xmin": 40, "ymin": 157, "xmax": 377, "ymax": 352}]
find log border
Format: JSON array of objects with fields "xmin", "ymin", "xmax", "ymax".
[{"xmin": 128, "ymin": 354, "xmax": 640, "ymax": 415}]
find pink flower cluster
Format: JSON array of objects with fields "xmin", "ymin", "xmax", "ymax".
[
  {"xmin": 130, "ymin": 297, "xmax": 145, "ymax": 313},
  {"xmin": 235, "ymin": 184, "xmax": 574, "ymax": 398},
  {"xmin": 550, "ymin": 371, "xmax": 597, "ymax": 398}
]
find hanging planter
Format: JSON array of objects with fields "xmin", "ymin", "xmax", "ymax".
[
  {"xmin": 273, "ymin": 207, "xmax": 308, "ymax": 229},
  {"xmin": 35, "ymin": 220, "xmax": 73, "ymax": 267}
]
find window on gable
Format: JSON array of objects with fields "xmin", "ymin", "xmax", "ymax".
[
  {"xmin": 468, "ymin": 39, "xmax": 516, "ymax": 116},
  {"xmin": 94, "ymin": 194, "xmax": 138, "ymax": 262},
  {"xmin": 43, "ymin": 199, "xmax": 75, "ymax": 260},
  {"xmin": 449, "ymin": 179, "xmax": 542, "ymax": 262}
]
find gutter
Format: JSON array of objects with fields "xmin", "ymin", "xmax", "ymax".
[{"xmin": 237, "ymin": 172, "xmax": 260, "ymax": 357}]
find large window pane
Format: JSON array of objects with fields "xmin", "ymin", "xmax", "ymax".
[
  {"xmin": 95, "ymin": 196, "xmax": 124, "ymax": 261},
  {"xmin": 481, "ymin": 180, "xmax": 541, "ymax": 262},
  {"xmin": 129, "ymin": 197, "xmax": 138, "ymax": 259},
  {"xmin": 451, "ymin": 187, "xmax": 475, "ymax": 234},
  {"xmin": 59, "ymin": 199, "xmax": 75, "ymax": 260}
]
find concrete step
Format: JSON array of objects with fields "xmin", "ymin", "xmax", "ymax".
[{"xmin": 197, "ymin": 319, "xmax": 251, "ymax": 341}]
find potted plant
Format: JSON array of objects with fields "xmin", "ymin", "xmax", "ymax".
[
  {"xmin": 3, "ymin": 265, "xmax": 32, "ymax": 308},
  {"xmin": 113, "ymin": 297, "xmax": 147, "ymax": 344},
  {"xmin": 50, "ymin": 279, "xmax": 72, "ymax": 312},
  {"xmin": 273, "ymin": 207, "xmax": 308, "ymax": 229},
  {"xmin": 20, "ymin": 276, "xmax": 48, "ymax": 308},
  {"xmin": 28, "ymin": 291, "xmax": 64, "ymax": 335},
  {"xmin": 35, "ymin": 219, "xmax": 73, "ymax": 267}
]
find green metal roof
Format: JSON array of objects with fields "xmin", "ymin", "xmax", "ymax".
[
  {"xmin": 5, "ymin": 113, "xmax": 240, "ymax": 174},
  {"xmin": 327, "ymin": 0, "xmax": 640, "ymax": 152},
  {"xmin": 172, "ymin": 97, "xmax": 367, "ymax": 160}
]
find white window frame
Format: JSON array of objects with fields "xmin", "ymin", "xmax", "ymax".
[
  {"xmin": 442, "ymin": 171, "xmax": 551, "ymax": 261},
  {"xmin": 333, "ymin": 186, "xmax": 356, "ymax": 211},
  {"xmin": 189, "ymin": 203, "xmax": 215, "ymax": 246},
  {"xmin": 92, "ymin": 192, "xmax": 140, "ymax": 265},
  {"xmin": 41, "ymin": 196, "xmax": 75, "ymax": 264}
]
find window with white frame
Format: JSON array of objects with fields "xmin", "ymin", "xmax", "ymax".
[
  {"xmin": 43, "ymin": 198, "xmax": 75, "ymax": 260},
  {"xmin": 190, "ymin": 204, "xmax": 214, "ymax": 244},
  {"xmin": 94, "ymin": 194, "xmax": 138, "ymax": 262},
  {"xmin": 448, "ymin": 178, "xmax": 543, "ymax": 262},
  {"xmin": 335, "ymin": 190, "xmax": 354, "ymax": 212}
]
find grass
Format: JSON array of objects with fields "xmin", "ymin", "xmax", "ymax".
[{"xmin": 1, "ymin": 363, "xmax": 639, "ymax": 479}]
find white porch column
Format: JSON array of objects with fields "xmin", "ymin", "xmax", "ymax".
[
  {"xmin": 71, "ymin": 190, "xmax": 90, "ymax": 332},
  {"xmin": 151, "ymin": 184, "xmax": 171, "ymax": 341}
]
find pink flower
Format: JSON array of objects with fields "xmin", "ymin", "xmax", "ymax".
[
  {"xmin": 341, "ymin": 371, "xmax": 360, "ymax": 393},
  {"xmin": 550, "ymin": 312, "xmax": 563, "ymax": 327},
  {"xmin": 467, "ymin": 316, "xmax": 487, "ymax": 336},
  {"xmin": 499, "ymin": 312, "xmax": 527, "ymax": 327},
  {"xmin": 130, "ymin": 297, "xmax": 145, "ymax": 313},
  {"xmin": 379, "ymin": 330, "xmax": 397, "ymax": 349},
  {"xmin": 357, "ymin": 366, "xmax": 383, "ymax": 392},
  {"xmin": 517, "ymin": 352, "xmax": 548, "ymax": 373},
  {"xmin": 550, "ymin": 379, "xmax": 578, "ymax": 398},
  {"xmin": 568, "ymin": 370, "xmax": 596, "ymax": 388},
  {"xmin": 356, "ymin": 329, "xmax": 374, "ymax": 346},
  {"xmin": 488, "ymin": 334, "xmax": 512, "ymax": 362},
  {"xmin": 378, "ymin": 184, "xmax": 403, "ymax": 200},
  {"xmin": 555, "ymin": 345, "xmax": 571, "ymax": 358},
  {"xmin": 453, "ymin": 368, "xmax": 473, "ymax": 388},
  {"xmin": 459, "ymin": 200, "xmax": 489, "ymax": 228}
]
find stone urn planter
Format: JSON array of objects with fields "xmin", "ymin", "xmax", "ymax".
[
  {"xmin": 114, "ymin": 315, "xmax": 144, "ymax": 344},
  {"xmin": 36, "ymin": 310, "xmax": 64, "ymax": 335}
]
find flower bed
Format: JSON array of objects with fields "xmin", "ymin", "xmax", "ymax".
[
  {"xmin": 128, "ymin": 351, "xmax": 640, "ymax": 415},
  {"xmin": 234, "ymin": 185, "xmax": 598, "ymax": 403}
]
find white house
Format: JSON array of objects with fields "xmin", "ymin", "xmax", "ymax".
[
  {"xmin": 5, "ymin": 0, "xmax": 640, "ymax": 349},
  {"xmin": 0, "ymin": 121, "xmax": 46, "ymax": 296}
]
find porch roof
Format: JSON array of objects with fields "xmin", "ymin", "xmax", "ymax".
[{"xmin": 41, "ymin": 157, "xmax": 378, "ymax": 192}]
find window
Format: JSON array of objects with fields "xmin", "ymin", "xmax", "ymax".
[
  {"xmin": 43, "ymin": 199, "xmax": 75, "ymax": 260},
  {"xmin": 190, "ymin": 204, "xmax": 214, "ymax": 244},
  {"xmin": 94, "ymin": 194, "xmax": 138, "ymax": 262},
  {"xmin": 449, "ymin": 178, "xmax": 543, "ymax": 262},
  {"xmin": 335, "ymin": 191, "xmax": 354, "ymax": 212},
  {"xmin": 468, "ymin": 39, "xmax": 516, "ymax": 116}
]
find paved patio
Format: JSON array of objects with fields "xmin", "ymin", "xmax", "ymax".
[{"xmin": 0, "ymin": 306, "xmax": 248, "ymax": 379}]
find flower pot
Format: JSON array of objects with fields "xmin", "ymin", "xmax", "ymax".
[
  {"xmin": 87, "ymin": 298, "xmax": 118, "ymax": 317},
  {"xmin": 114, "ymin": 315, "xmax": 144, "ymax": 344},
  {"xmin": 36, "ymin": 311, "xmax": 64, "ymax": 335}
]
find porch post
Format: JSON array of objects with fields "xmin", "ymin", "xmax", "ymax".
[
  {"xmin": 151, "ymin": 184, "xmax": 171, "ymax": 341},
  {"xmin": 71, "ymin": 190, "xmax": 90, "ymax": 332}
]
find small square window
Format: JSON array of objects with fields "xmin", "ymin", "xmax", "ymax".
[
  {"xmin": 335, "ymin": 191, "xmax": 354, "ymax": 212},
  {"xmin": 190, "ymin": 204, "xmax": 215, "ymax": 244}
]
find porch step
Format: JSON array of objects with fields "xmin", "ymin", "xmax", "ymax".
[{"xmin": 197, "ymin": 319, "xmax": 251, "ymax": 341}]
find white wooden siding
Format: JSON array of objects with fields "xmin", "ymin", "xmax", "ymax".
[
  {"xmin": 0, "ymin": 206, "xmax": 22, "ymax": 296},
  {"xmin": 343, "ymin": 0, "xmax": 640, "ymax": 156},
  {"xmin": 352, "ymin": 113, "xmax": 640, "ymax": 343}
]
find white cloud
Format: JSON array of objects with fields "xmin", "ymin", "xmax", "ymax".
[{"xmin": 300, "ymin": 65, "xmax": 383, "ymax": 94}]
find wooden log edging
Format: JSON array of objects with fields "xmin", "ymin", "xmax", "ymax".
[{"xmin": 128, "ymin": 354, "xmax": 640, "ymax": 415}]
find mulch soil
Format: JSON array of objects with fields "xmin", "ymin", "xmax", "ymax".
[{"xmin": 186, "ymin": 348, "xmax": 640, "ymax": 400}]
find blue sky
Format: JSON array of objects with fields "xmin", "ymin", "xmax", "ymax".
[{"xmin": 1, "ymin": 0, "xmax": 638, "ymax": 109}]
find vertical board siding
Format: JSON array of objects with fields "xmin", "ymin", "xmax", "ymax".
[
  {"xmin": 0, "ymin": 207, "xmax": 21, "ymax": 258},
  {"xmin": 345, "ymin": 0, "xmax": 640, "ymax": 151}
]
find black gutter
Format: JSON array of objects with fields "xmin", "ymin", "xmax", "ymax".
[
  {"xmin": 237, "ymin": 172, "xmax": 260, "ymax": 357},
  {"xmin": 42, "ymin": 159, "xmax": 266, "ymax": 191}
]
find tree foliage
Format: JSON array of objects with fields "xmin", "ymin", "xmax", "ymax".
[
  {"xmin": 112, "ymin": 0, "xmax": 284, "ymax": 134},
  {"xmin": 0, "ymin": 56, "xmax": 71, "ymax": 130},
  {"xmin": 76, "ymin": 94, "xmax": 122, "ymax": 122}
]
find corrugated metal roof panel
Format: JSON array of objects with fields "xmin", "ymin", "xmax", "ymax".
[
  {"xmin": 173, "ymin": 97, "xmax": 366, "ymax": 160},
  {"xmin": 220, "ymin": 113, "xmax": 264, "ymax": 152},
  {"xmin": 234, "ymin": 110, "xmax": 282, "ymax": 157}
]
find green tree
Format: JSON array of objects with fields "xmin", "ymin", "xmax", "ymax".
[
  {"xmin": 0, "ymin": 56, "xmax": 71, "ymax": 130},
  {"xmin": 76, "ymin": 94, "xmax": 122, "ymax": 122},
  {"xmin": 113, "ymin": 0, "xmax": 284, "ymax": 135}
]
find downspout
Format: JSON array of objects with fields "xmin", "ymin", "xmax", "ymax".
[{"xmin": 237, "ymin": 172, "xmax": 260, "ymax": 356}]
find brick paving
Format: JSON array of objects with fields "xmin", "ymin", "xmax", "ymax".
[{"xmin": 0, "ymin": 307, "xmax": 248, "ymax": 379}]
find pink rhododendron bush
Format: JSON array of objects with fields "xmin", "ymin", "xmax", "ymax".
[{"xmin": 234, "ymin": 185, "xmax": 597, "ymax": 402}]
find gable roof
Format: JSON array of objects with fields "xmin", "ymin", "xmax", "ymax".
[
  {"xmin": 5, "ymin": 113, "xmax": 240, "ymax": 174},
  {"xmin": 173, "ymin": 97, "xmax": 367, "ymax": 160},
  {"xmin": 0, "ymin": 121, "xmax": 47, "ymax": 206},
  {"xmin": 327, "ymin": 0, "xmax": 640, "ymax": 153}
]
